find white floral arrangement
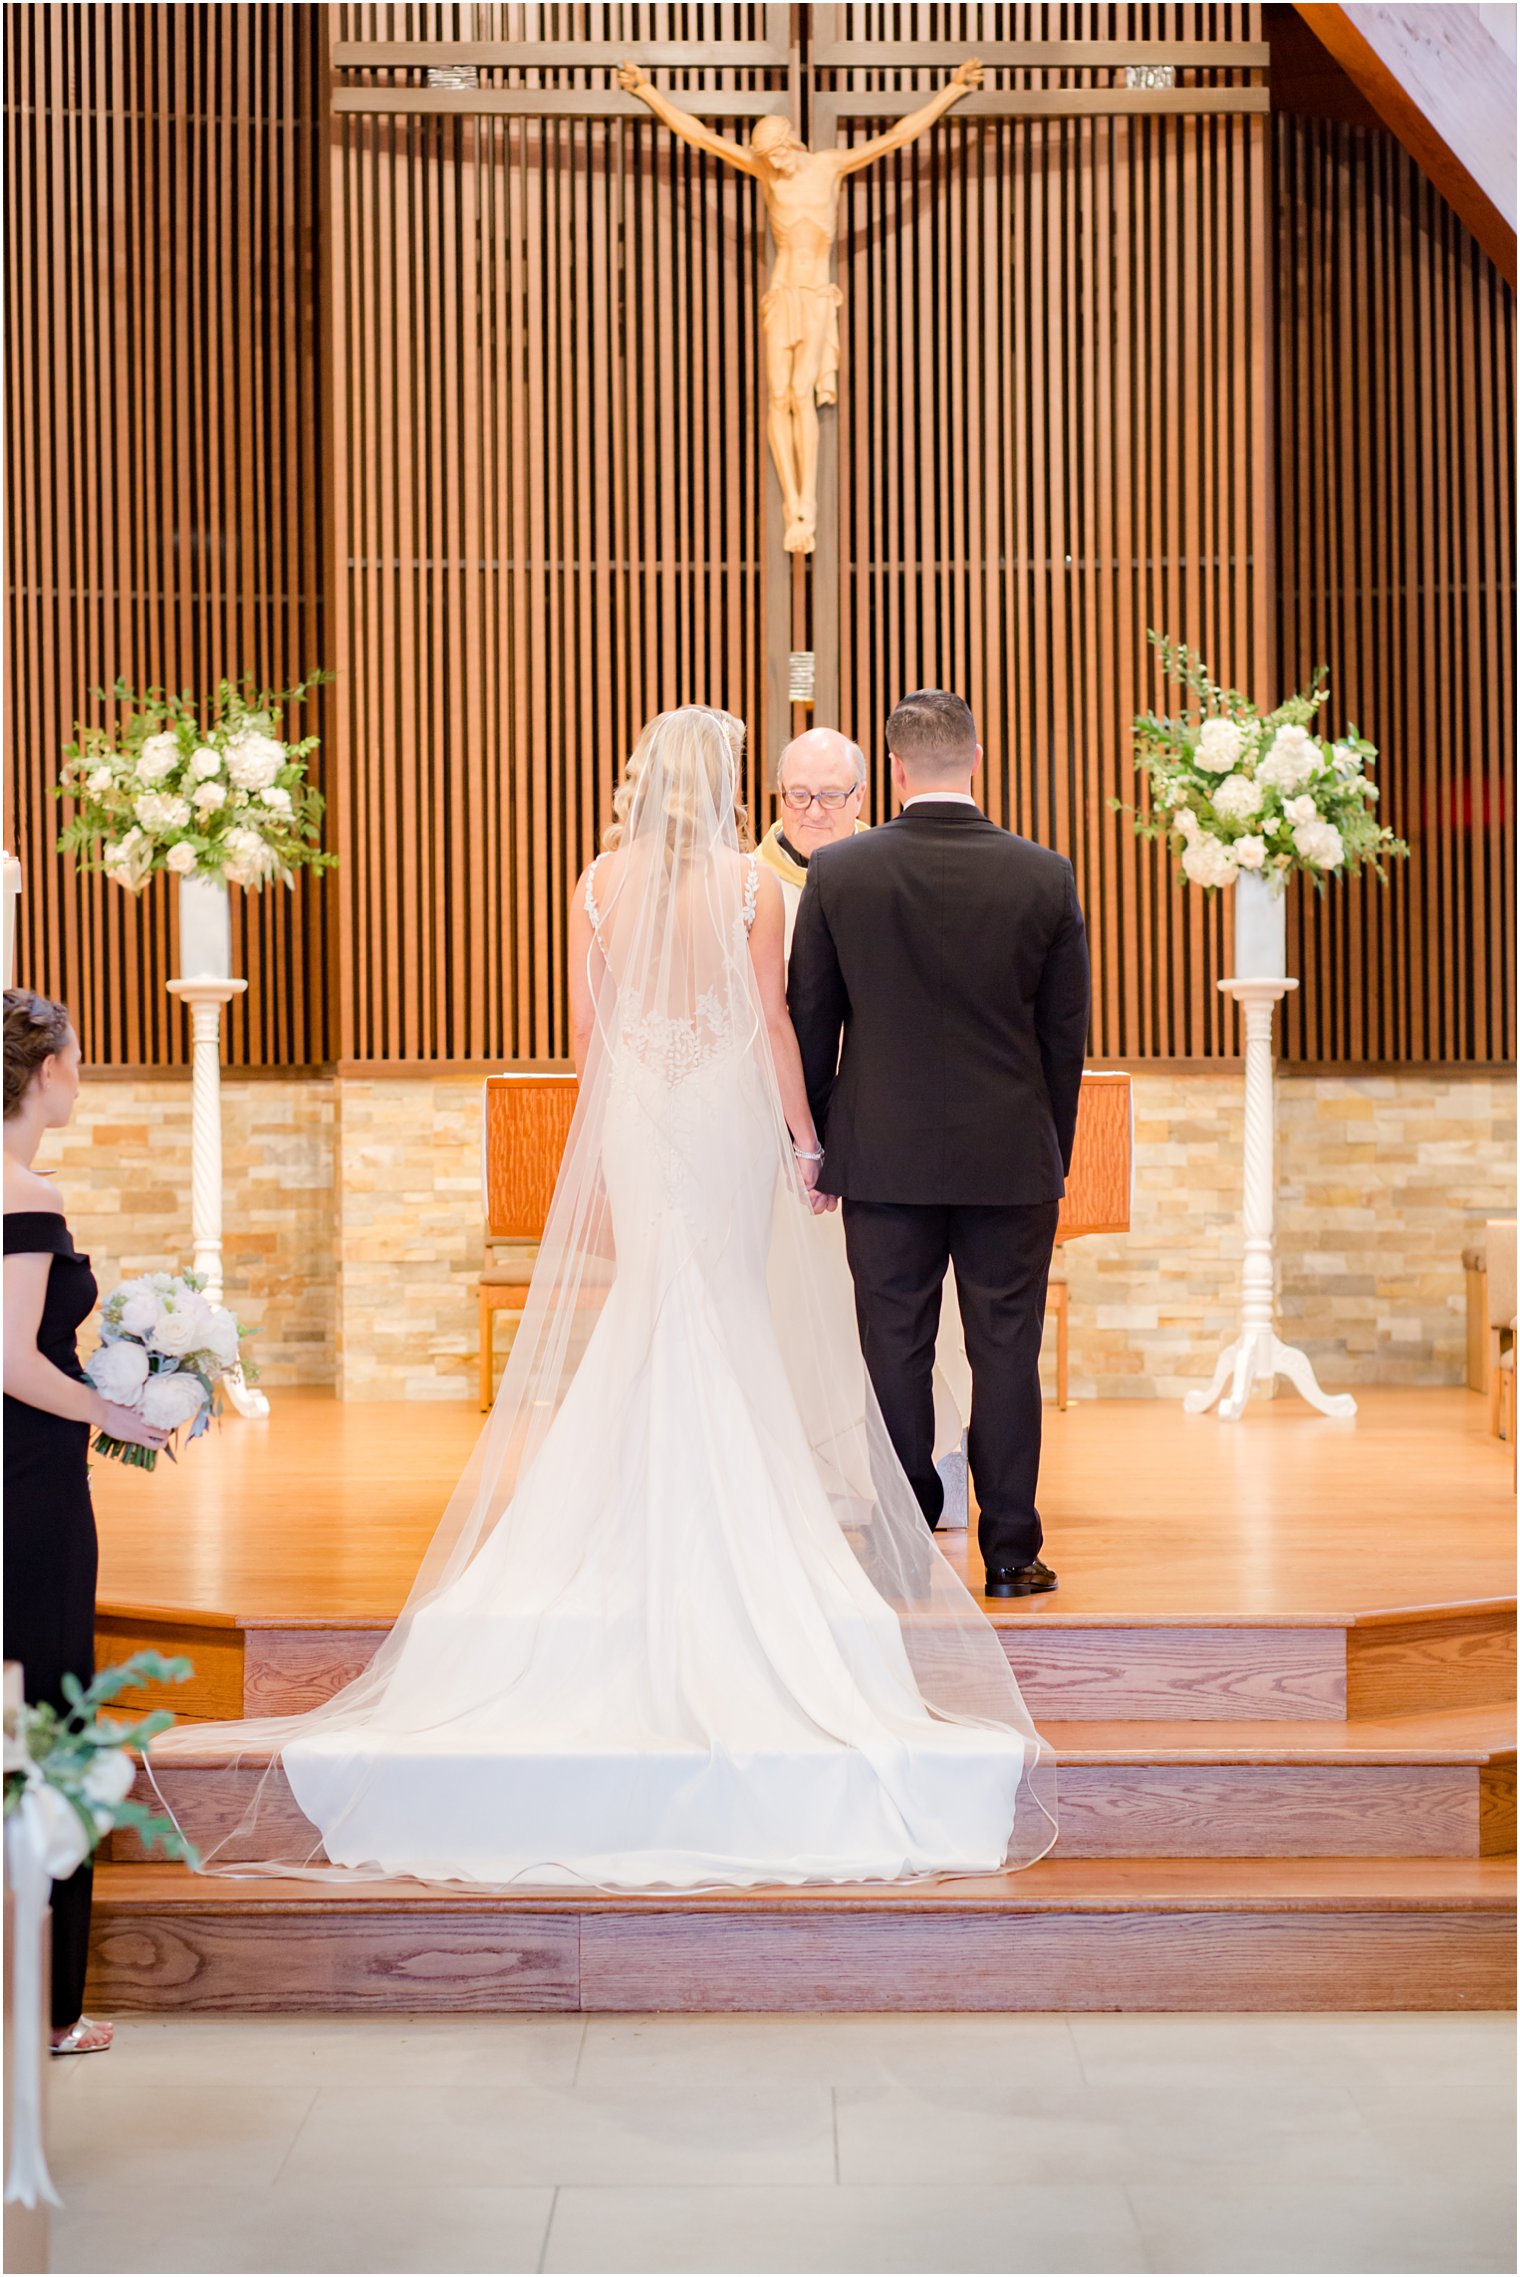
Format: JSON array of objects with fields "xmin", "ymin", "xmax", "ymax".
[
  {"xmin": 4, "ymin": 1653, "xmax": 195, "ymax": 1865},
  {"xmin": 1120, "ymin": 636, "xmax": 1409, "ymax": 894},
  {"xmin": 85, "ymin": 1270, "xmax": 254, "ymax": 1470},
  {"xmin": 55, "ymin": 671, "xmax": 335, "ymax": 893}
]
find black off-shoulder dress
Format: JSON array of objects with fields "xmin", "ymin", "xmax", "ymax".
[{"xmin": 3, "ymin": 1209, "xmax": 100, "ymax": 2030}]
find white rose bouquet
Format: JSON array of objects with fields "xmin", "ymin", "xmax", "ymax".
[
  {"xmin": 84, "ymin": 1270, "xmax": 254, "ymax": 1470},
  {"xmin": 54, "ymin": 670, "xmax": 335, "ymax": 893},
  {"xmin": 4, "ymin": 1652, "xmax": 196, "ymax": 1865},
  {"xmin": 1118, "ymin": 635, "xmax": 1409, "ymax": 895}
]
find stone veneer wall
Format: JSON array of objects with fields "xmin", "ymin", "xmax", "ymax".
[{"xmin": 43, "ymin": 1068, "xmax": 1513, "ymax": 1400}]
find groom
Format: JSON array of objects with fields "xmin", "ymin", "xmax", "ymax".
[{"xmin": 787, "ymin": 690, "xmax": 1090, "ymax": 1597}]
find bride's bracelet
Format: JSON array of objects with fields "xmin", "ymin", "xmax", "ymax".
[{"xmin": 792, "ymin": 1142, "xmax": 825, "ymax": 1163}]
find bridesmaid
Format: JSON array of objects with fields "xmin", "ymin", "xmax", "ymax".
[{"xmin": 2, "ymin": 989, "xmax": 167, "ymax": 2054}]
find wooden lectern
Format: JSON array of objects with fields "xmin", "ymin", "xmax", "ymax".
[{"xmin": 479, "ymin": 1069, "xmax": 1132, "ymax": 1410}]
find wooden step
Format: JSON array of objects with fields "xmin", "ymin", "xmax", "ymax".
[
  {"xmin": 119, "ymin": 1706, "xmax": 1516, "ymax": 1869},
  {"xmin": 101, "ymin": 1597, "xmax": 1518, "ymax": 1727},
  {"xmin": 86, "ymin": 1857, "xmax": 1517, "ymax": 2016}
]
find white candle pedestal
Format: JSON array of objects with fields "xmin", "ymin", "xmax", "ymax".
[
  {"xmin": 166, "ymin": 978, "xmax": 269, "ymax": 1421},
  {"xmin": 1184, "ymin": 976, "xmax": 1357, "ymax": 1423}
]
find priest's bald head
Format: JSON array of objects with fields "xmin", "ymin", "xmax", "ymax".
[{"xmin": 777, "ymin": 728, "xmax": 867, "ymax": 852}]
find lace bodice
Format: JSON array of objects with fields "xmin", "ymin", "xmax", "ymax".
[{"xmin": 585, "ymin": 851, "xmax": 762, "ymax": 1091}]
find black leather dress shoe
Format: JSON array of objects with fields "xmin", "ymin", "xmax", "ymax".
[{"xmin": 983, "ymin": 1559, "xmax": 1059, "ymax": 1599}]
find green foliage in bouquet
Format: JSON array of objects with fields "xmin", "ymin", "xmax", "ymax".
[
  {"xmin": 1115, "ymin": 634, "xmax": 1409, "ymax": 894},
  {"xmin": 55, "ymin": 670, "xmax": 337, "ymax": 893},
  {"xmin": 4, "ymin": 1653, "xmax": 198, "ymax": 1866}
]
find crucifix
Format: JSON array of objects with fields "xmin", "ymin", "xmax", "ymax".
[{"xmin": 618, "ymin": 57, "xmax": 984, "ymax": 555}]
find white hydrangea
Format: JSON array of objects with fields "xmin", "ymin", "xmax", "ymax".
[
  {"xmin": 86, "ymin": 1341, "xmax": 150, "ymax": 1405},
  {"xmin": 1175, "ymin": 807, "xmax": 1201, "ymax": 840},
  {"xmin": 88, "ymin": 765, "xmax": 115, "ymax": 794},
  {"xmin": 1232, "ymin": 834, "xmax": 1268, "ymax": 870},
  {"xmin": 140, "ymin": 1370, "xmax": 211, "ymax": 1431},
  {"xmin": 134, "ymin": 791, "xmax": 191, "ymax": 834},
  {"xmin": 189, "ymin": 746, "xmax": 223, "ymax": 781},
  {"xmin": 135, "ymin": 732, "xmax": 181, "ymax": 784},
  {"xmin": 192, "ymin": 781, "xmax": 226, "ymax": 814},
  {"xmin": 1195, "ymin": 717, "xmax": 1244, "ymax": 774},
  {"xmin": 224, "ymin": 731, "xmax": 286, "ymax": 791},
  {"xmin": 165, "ymin": 841, "xmax": 198, "ymax": 875},
  {"xmin": 1210, "ymin": 773, "xmax": 1264, "ymax": 822},
  {"xmin": 1257, "ymin": 724, "xmax": 1322, "ymax": 794},
  {"xmin": 258, "ymin": 785, "xmax": 293, "ymax": 815},
  {"xmin": 1180, "ymin": 832, "xmax": 1240, "ymax": 889},
  {"xmin": 1292, "ymin": 817, "xmax": 1345, "ymax": 869}
]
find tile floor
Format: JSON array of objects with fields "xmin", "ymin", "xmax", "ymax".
[{"xmin": 45, "ymin": 2012, "xmax": 1516, "ymax": 2275}]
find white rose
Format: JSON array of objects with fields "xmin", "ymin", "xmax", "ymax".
[
  {"xmin": 165, "ymin": 841, "xmax": 198, "ymax": 875},
  {"xmin": 1282, "ymin": 794, "xmax": 1318, "ymax": 826},
  {"xmin": 1257, "ymin": 724, "xmax": 1321, "ymax": 794},
  {"xmin": 192, "ymin": 781, "xmax": 226, "ymax": 814},
  {"xmin": 1210, "ymin": 773, "xmax": 1264, "ymax": 822},
  {"xmin": 224, "ymin": 731, "xmax": 286, "ymax": 791},
  {"xmin": 201, "ymin": 1309, "xmax": 242, "ymax": 1368},
  {"xmin": 189, "ymin": 746, "xmax": 223, "ymax": 781},
  {"xmin": 116, "ymin": 1282, "xmax": 161, "ymax": 1338},
  {"xmin": 135, "ymin": 732, "xmax": 182, "ymax": 784},
  {"xmin": 1292, "ymin": 818, "xmax": 1345, "ymax": 870},
  {"xmin": 1195, "ymin": 717, "xmax": 1244, "ymax": 774},
  {"xmin": 1232, "ymin": 834, "xmax": 1268, "ymax": 871},
  {"xmin": 140, "ymin": 1370, "xmax": 211, "ymax": 1431},
  {"xmin": 86, "ymin": 1341, "xmax": 150, "ymax": 1405},
  {"xmin": 150, "ymin": 1304, "xmax": 203, "ymax": 1359},
  {"xmin": 134, "ymin": 791, "xmax": 192, "ymax": 834},
  {"xmin": 80, "ymin": 1747, "xmax": 137, "ymax": 1808},
  {"xmin": 88, "ymin": 765, "xmax": 115, "ymax": 794},
  {"xmin": 1180, "ymin": 833, "xmax": 1240, "ymax": 889},
  {"xmin": 259, "ymin": 785, "xmax": 293, "ymax": 814}
]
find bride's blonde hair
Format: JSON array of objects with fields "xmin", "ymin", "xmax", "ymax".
[{"xmin": 602, "ymin": 706, "xmax": 754, "ymax": 852}]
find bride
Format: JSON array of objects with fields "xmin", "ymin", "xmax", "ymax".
[{"xmin": 151, "ymin": 708, "xmax": 1055, "ymax": 1887}]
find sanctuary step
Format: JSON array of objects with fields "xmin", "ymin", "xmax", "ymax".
[
  {"xmin": 86, "ymin": 1856, "xmax": 1517, "ymax": 2016},
  {"xmin": 115, "ymin": 1706, "xmax": 1515, "ymax": 1867},
  {"xmin": 99, "ymin": 1597, "xmax": 1519, "ymax": 1727}
]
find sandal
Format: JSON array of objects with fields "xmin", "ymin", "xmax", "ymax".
[{"xmin": 50, "ymin": 2016, "xmax": 113, "ymax": 2056}]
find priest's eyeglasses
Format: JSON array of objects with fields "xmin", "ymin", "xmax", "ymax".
[{"xmin": 780, "ymin": 787, "xmax": 856, "ymax": 811}]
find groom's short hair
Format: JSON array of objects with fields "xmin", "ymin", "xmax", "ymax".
[{"xmin": 886, "ymin": 689, "xmax": 978, "ymax": 771}]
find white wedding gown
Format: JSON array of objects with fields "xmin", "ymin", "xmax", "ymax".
[{"xmin": 152, "ymin": 723, "xmax": 1053, "ymax": 1888}]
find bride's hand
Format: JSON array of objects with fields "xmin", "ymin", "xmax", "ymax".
[{"xmin": 808, "ymin": 1189, "xmax": 838, "ymax": 1216}]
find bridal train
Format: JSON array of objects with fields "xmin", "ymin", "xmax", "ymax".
[{"xmin": 151, "ymin": 708, "xmax": 1055, "ymax": 1888}]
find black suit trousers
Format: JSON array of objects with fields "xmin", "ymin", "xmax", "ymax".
[{"xmin": 842, "ymin": 1198, "xmax": 1060, "ymax": 1573}]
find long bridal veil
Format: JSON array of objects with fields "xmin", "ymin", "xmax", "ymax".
[{"xmin": 150, "ymin": 707, "xmax": 1056, "ymax": 1886}]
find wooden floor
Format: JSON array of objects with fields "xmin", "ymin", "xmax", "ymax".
[
  {"xmin": 87, "ymin": 1388, "xmax": 1517, "ymax": 2016},
  {"xmin": 92, "ymin": 1385, "xmax": 1516, "ymax": 1627}
]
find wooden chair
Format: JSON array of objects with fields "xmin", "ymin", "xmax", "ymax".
[
  {"xmin": 1485, "ymin": 1219, "xmax": 1516, "ymax": 1443},
  {"xmin": 1464, "ymin": 1234, "xmax": 1491, "ymax": 1394},
  {"xmin": 1049, "ymin": 1072, "xmax": 1134, "ymax": 1408},
  {"xmin": 478, "ymin": 1074, "xmax": 579, "ymax": 1409}
]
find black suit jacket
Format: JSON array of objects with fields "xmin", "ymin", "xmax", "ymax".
[{"xmin": 787, "ymin": 802, "xmax": 1091, "ymax": 1206}]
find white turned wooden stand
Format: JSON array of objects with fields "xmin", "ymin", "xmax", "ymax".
[
  {"xmin": 165, "ymin": 977, "xmax": 269, "ymax": 1420},
  {"xmin": 1184, "ymin": 976, "xmax": 1357, "ymax": 1423}
]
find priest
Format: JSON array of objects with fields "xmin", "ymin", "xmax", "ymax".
[{"xmin": 762, "ymin": 725, "xmax": 974, "ymax": 1525}]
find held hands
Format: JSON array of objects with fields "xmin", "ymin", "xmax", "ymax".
[
  {"xmin": 795, "ymin": 1151, "xmax": 839, "ymax": 1215},
  {"xmin": 951, "ymin": 58, "xmax": 984, "ymax": 90},
  {"xmin": 93, "ymin": 1396, "xmax": 170, "ymax": 1452}
]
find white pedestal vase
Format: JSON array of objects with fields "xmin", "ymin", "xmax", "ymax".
[
  {"xmin": 169, "ymin": 876, "xmax": 268, "ymax": 1421},
  {"xmin": 1184, "ymin": 879, "xmax": 1356, "ymax": 1424}
]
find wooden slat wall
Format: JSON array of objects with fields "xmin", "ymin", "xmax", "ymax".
[
  {"xmin": 6, "ymin": 5, "xmax": 1512, "ymax": 1067},
  {"xmin": 1274, "ymin": 111, "xmax": 1516, "ymax": 1062},
  {"xmin": 833, "ymin": 18, "xmax": 1273, "ymax": 1059},
  {"xmin": 3, "ymin": 4, "xmax": 329, "ymax": 1067},
  {"xmin": 328, "ymin": 4, "xmax": 770, "ymax": 1060}
]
